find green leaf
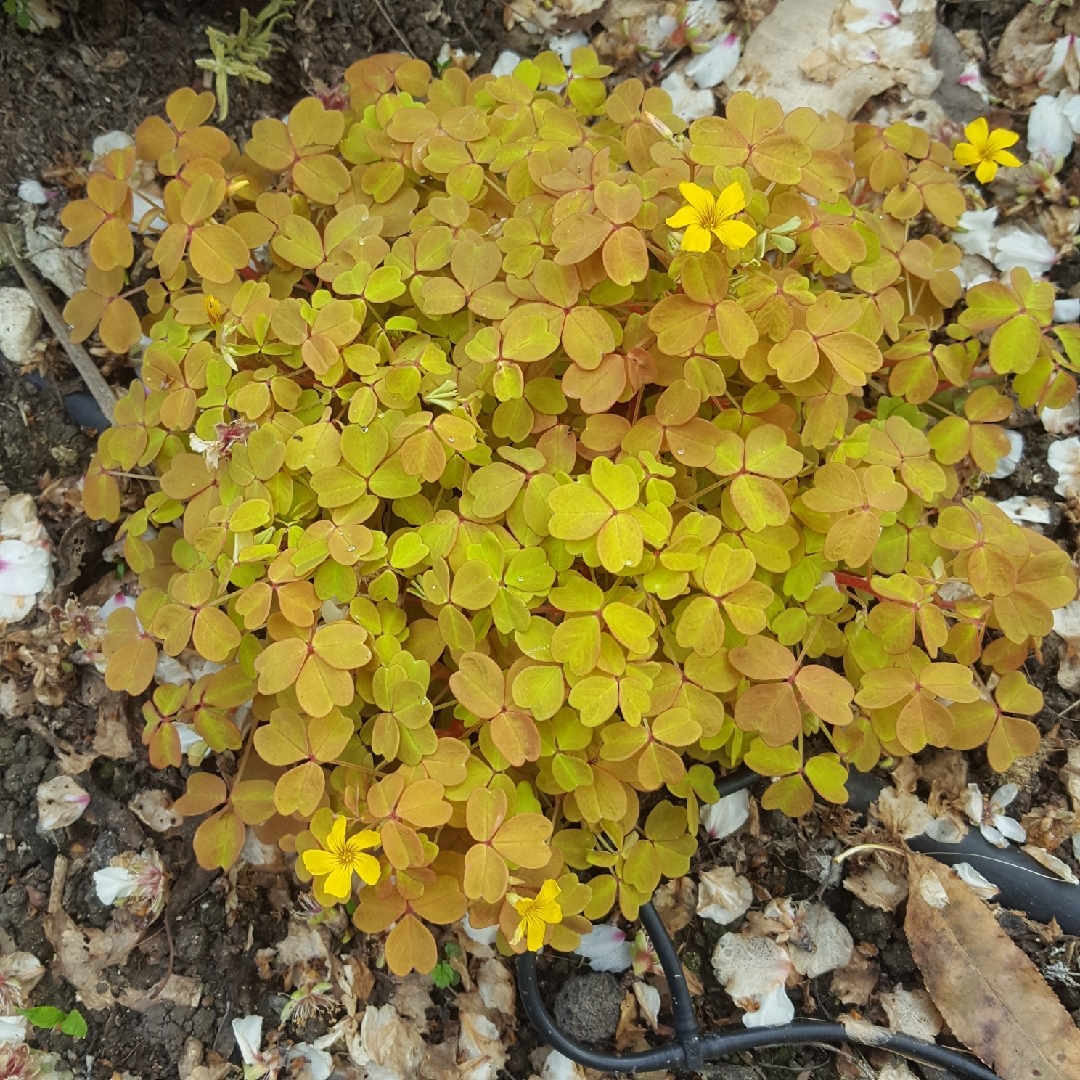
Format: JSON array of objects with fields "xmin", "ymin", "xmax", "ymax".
[{"xmin": 24, "ymin": 1007, "xmax": 66, "ymax": 1029}]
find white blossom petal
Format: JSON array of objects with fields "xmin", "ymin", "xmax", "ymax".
[
  {"xmin": 685, "ymin": 33, "xmax": 741, "ymax": 89},
  {"xmin": 993, "ymin": 813, "xmax": 1027, "ymax": 844},
  {"xmin": 548, "ymin": 32, "xmax": 588, "ymax": 67},
  {"xmin": 743, "ymin": 983, "xmax": 795, "ymax": 1028},
  {"xmin": 953, "ymin": 862, "xmax": 999, "ymax": 899},
  {"xmin": 491, "ymin": 50, "xmax": 522, "ymax": 78},
  {"xmin": 1054, "ymin": 298, "xmax": 1080, "ymax": 322},
  {"xmin": 0, "ymin": 540, "xmax": 50, "ymax": 598},
  {"xmin": 0, "ymin": 1015, "xmax": 27, "ymax": 1046},
  {"xmin": 994, "ymin": 496, "xmax": 1053, "ymax": 526},
  {"xmin": 93, "ymin": 866, "xmax": 138, "ymax": 906},
  {"xmin": 287, "ymin": 1044, "xmax": 333, "ymax": 1080},
  {"xmin": 990, "ymin": 783, "xmax": 1019, "ymax": 810},
  {"xmin": 1027, "ymin": 94, "xmax": 1074, "ymax": 168},
  {"xmin": 232, "ymin": 1015, "xmax": 264, "ymax": 1067},
  {"xmin": 952, "ymin": 208, "xmax": 998, "ymax": 261},
  {"xmin": 574, "ymin": 924, "xmax": 632, "ymax": 972},
  {"xmin": 660, "ymin": 71, "xmax": 715, "ymax": 123},
  {"xmin": 462, "ymin": 912, "xmax": 498, "ymax": 946},
  {"xmin": 992, "ymin": 226, "xmax": 1057, "ymax": 277},
  {"xmin": 1041, "ymin": 397, "xmax": 1080, "ymax": 434},
  {"xmin": 700, "ymin": 788, "xmax": 750, "ymax": 839},
  {"xmin": 18, "ymin": 180, "xmax": 47, "ymax": 205},
  {"xmin": 989, "ymin": 429, "xmax": 1023, "ymax": 478},
  {"xmin": 36, "ymin": 776, "xmax": 89, "ymax": 830},
  {"xmin": 1048, "ymin": 435, "xmax": 1080, "ymax": 496}
]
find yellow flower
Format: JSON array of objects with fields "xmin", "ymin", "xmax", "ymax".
[
  {"xmin": 508, "ymin": 879, "xmax": 563, "ymax": 951},
  {"xmin": 953, "ymin": 118, "xmax": 1021, "ymax": 184},
  {"xmin": 301, "ymin": 816, "xmax": 381, "ymax": 900},
  {"xmin": 205, "ymin": 295, "xmax": 225, "ymax": 326},
  {"xmin": 666, "ymin": 181, "xmax": 757, "ymax": 253}
]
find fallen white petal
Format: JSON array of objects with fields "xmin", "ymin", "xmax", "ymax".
[
  {"xmin": 17, "ymin": 180, "xmax": 47, "ymax": 205},
  {"xmin": 952, "ymin": 208, "xmax": 998, "ymax": 261},
  {"xmin": 36, "ymin": 775, "xmax": 90, "ymax": 830},
  {"xmin": 881, "ymin": 987, "xmax": 942, "ymax": 1039},
  {"xmin": 685, "ymin": 33, "xmax": 741, "ymax": 89},
  {"xmin": 91, "ymin": 130, "xmax": 134, "ymax": 161},
  {"xmin": 232, "ymin": 1015, "xmax": 264, "ymax": 1067},
  {"xmin": 548, "ymin": 32, "xmax": 588, "ymax": 67},
  {"xmin": 287, "ymin": 1043, "xmax": 333, "ymax": 1080},
  {"xmin": 992, "ymin": 226, "xmax": 1057, "ymax": 277},
  {"xmin": 1048, "ymin": 436, "xmax": 1080, "ymax": 496},
  {"xmin": 0, "ymin": 1015, "xmax": 27, "ymax": 1046},
  {"xmin": 0, "ymin": 539, "xmax": 50, "ymax": 598},
  {"xmin": 953, "ymin": 861, "xmax": 1000, "ymax": 899},
  {"xmin": 574, "ymin": 924, "xmax": 633, "ymax": 972},
  {"xmin": 991, "ymin": 783, "xmax": 1019, "ymax": 810},
  {"xmin": 742, "ymin": 983, "xmax": 794, "ymax": 1028},
  {"xmin": 994, "ymin": 495, "xmax": 1052, "ymax": 526},
  {"xmin": 633, "ymin": 980, "xmax": 661, "ymax": 1031},
  {"xmin": 1027, "ymin": 94, "xmax": 1074, "ymax": 169},
  {"xmin": 462, "ymin": 912, "xmax": 498, "ymax": 946},
  {"xmin": 1042, "ymin": 395, "xmax": 1080, "ymax": 435},
  {"xmin": 491, "ymin": 50, "xmax": 522, "ymax": 78},
  {"xmin": 540, "ymin": 1049, "xmax": 587, "ymax": 1080},
  {"xmin": 700, "ymin": 788, "xmax": 750, "ymax": 839},
  {"xmin": 1022, "ymin": 844, "xmax": 1080, "ymax": 884},
  {"xmin": 93, "ymin": 865, "xmax": 139, "ymax": 906},
  {"xmin": 660, "ymin": 70, "xmax": 715, "ymax": 123},
  {"xmin": 476, "ymin": 958, "xmax": 515, "ymax": 1015},
  {"xmin": 989, "ymin": 429, "xmax": 1023, "ymax": 478},
  {"xmin": 1055, "ymin": 599, "xmax": 1080, "ymax": 641},
  {"xmin": 1054, "ymin": 298, "xmax": 1080, "ymax": 322}
]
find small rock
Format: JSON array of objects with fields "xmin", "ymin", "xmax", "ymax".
[
  {"xmin": 0, "ymin": 288, "xmax": 43, "ymax": 365},
  {"xmin": 552, "ymin": 972, "xmax": 622, "ymax": 1041},
  {"xmin": 178, "ymin": 1037, "xmax": 203, "ymax": 1080},
  {"xmin": 930, "ymin": 27, "xmax": 987, "ymax": 126}
]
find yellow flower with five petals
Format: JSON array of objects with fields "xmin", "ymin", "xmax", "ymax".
[
  {"xmin": 508, "ymin": 879, "xmax": 563, "ymax": 951},
  {"xmin": 301, "ymin": 815, "xmax": 381, "ymax": 899},
  {"xmin": 953, "ymin": 118, "xmax": 1021, "ymax": 184},
  {"xmin": 666, "ymin": 181, "xmax": 757, "ymax": 254}
]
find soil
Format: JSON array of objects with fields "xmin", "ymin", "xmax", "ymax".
[{"xmin": 1, "ymin": 2, "xmax": 1080, "ymax": 1080}]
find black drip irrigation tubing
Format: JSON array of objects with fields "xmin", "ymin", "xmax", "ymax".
[{"xmin": 517, "ymin": 766, "xmax": 1080, "ymax": 1078}]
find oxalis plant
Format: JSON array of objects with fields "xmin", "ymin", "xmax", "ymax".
[{"xmin": 63, "ymin": 49, "xmax": 1079, "ymax": 977}]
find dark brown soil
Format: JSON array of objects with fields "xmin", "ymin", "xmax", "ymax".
[{"xmin": 0, "ymin": 0, "xmax": 514, "ymax": 194}]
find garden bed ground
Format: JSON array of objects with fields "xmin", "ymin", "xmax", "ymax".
[{"xmin": 1, "ymin": 1, "xmax": 1080, "ymax": 1079}]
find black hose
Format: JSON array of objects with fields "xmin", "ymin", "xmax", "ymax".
[
  {"xmin": 517, "ymin": 904, "xmax": 1002, "ymax": 1079},
  {"xmin": 516, "ymin": 765, "xmax": 1079, "ymax": 1078}
]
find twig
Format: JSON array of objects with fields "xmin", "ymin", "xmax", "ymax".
[
  {"xmin": 0, "ymin": 224, "xmax": 118, "ymax": 422},
  {"xmin": 48, "ymin": 854, "xmax": 70, "ymax": 915},
  {"xmin": 370, "ymin": 0, "xmax": 416, "ymax": 57}
]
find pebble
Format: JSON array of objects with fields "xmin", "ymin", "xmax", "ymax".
[
  {"xmin": 552, "ymin": 972, "xmax": 623, "ymax": 1042},
  {"xmin": 0, "ymin": 288, "xmax": 43, "ymax": 365}
]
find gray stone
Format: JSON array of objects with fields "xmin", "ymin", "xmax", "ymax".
[
  {"xmin": 930, "ymin": 26, "xmax": 987, "ymax": 126},
  {"xmin": 552, "ymin": 972, "xmax": 623, "ymax": 1042},
  {"xmin": 0, "ymin": 288, "xmax": 42, "ymax": 365}
]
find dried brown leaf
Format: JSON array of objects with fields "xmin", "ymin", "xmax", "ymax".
[
  {"xmin": 842, "ymin": 860, "xmax": 908, "ymax": 912},
  {"xmin": 44, "ymin": 906, "xmax": 141, "ymax": 1009},
  {"xmin": 829, "ymin": 947, "xmax": 879, "ymax": 1006},
  {"xmin": 905, "ymin": 852, "xmax": 1080, "ymax": 1080}
]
